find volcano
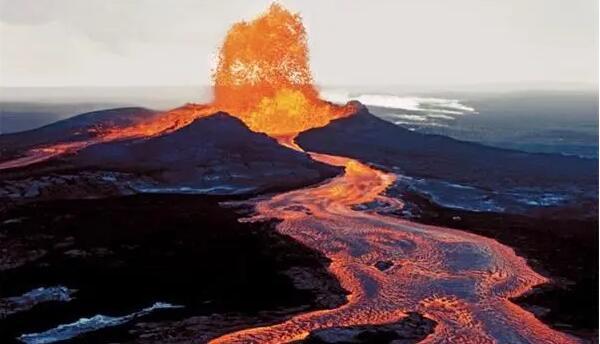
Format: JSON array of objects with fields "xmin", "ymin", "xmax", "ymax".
[
  {"xmin": 0, "ymin": 3, "xmax": 596, "ymax": 344},
  {"xmin": 0, "ymin": 108, "xmax": 337, "ymax": 199},
  {"xmin": 0, "ymin": 3, "xmax": 354, "ymax": 173}
]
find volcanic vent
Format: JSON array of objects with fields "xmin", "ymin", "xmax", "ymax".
[
  {"xmin": 99, "ymin": 3, "xmax": 355, "ymax": 146},
  {"xmin": 212, "ymin": 3, "xmax": 354, "ymax": 140}
]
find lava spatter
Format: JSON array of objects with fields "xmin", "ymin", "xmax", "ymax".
[{"xmin": 212, "ymin": 4, "xmax": 354, "ymax": 140}]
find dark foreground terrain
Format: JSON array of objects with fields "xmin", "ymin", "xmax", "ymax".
[
  {"xmin": 0, "ymin": 195, "xmax": 350, "ymax": 343},
  {"xmin": 1, "ymin": 193, "xmax": 595, "ymax": 343},
  {"xmin": 0, "ymin": 194, "xmax": 440, "ymax": 344}
]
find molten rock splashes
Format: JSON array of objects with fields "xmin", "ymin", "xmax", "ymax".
[
  {"xmin": 107, "ymin": 4, "xmax": 353, "ymax": 143},
  {"xmin": 115, "ymin": 4, "xmax": 354, "ymax": 142},
  {"xmin": 213, "ymin": 3, "xmax": 354, "ymax": 139}
]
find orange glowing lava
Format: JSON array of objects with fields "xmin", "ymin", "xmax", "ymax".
[
  {"xmin": 211, "ymin": 152, "xmax": 580, "ymax": 344},
  {"xmin": 101, "ymin": 103, "xmax": 216, "ymax": 141},
  {"xmin": 101, "ymin": 4, "xmax": 354, "ymax": 144},
  {"xmin": 212, "ymin": 4, "xmax": 354, "ymax": 140}
]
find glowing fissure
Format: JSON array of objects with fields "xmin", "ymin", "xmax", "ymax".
[{"xmin": 0, "ymin": 5, "xmax": 580, "ymax": 343}]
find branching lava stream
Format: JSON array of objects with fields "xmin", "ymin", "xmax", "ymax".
[{"xmin": 211, "ymin": 151, "xmax": 579, "ymax": 344}]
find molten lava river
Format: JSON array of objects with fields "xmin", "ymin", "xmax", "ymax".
[
  {"xmin": 0, "ymin": 4, "xmax": 581, "ymax": 343},
  {"xmin": 209, "ymin": 151, "xmax": 579, "ymax": 344}
]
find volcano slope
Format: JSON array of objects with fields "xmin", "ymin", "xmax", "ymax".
[
  {"xmin": 0, "ymin": 109, "xmax": 341, "ymax": 201},
  {"xmin": 0, "ymin": 194, "xmax": 350, "ymax": 343},
  {"xmin": 0, "ymin": 107, "xmax": 160, "ymax": 161},
  {"xmin": 297, "ymin": 105, "xmax": 597, "ymax": 194}
]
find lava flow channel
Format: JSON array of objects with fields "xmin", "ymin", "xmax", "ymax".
[{"xmin": 211, "ymin": 153, "xmax": 579, "ymax": 344}]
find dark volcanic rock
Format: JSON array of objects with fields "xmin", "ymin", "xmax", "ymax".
[
  {"xmin": 0, "ymin": 171, "xmax": 144, "ymax": 203},
  {"xmin": 283, "ymin": 266, "xmax": 347, "ymax": 309},
  {"xmin": 301, "ymin": 312, "xmax": 435, "ymax": 344},
  {"xmin": 374, "ymin": 260, "xmax": 394, "ymax": 271},
  {"xmin": 0, "ymin": 107, "xmax": 159, "ymax": 159},
  {"xmin": 0, "ymin": 286, "xmax": 75, "ymax": 318},
  {"xmin": 0, "ymin": 195, "xmax": 347, "ymax": 343},
  {"xmin": 63, "ymin": 113, "xmax": 340, "ymax": 194},
  {"xmin": 0, "ymin": 110, "xmax": 342, "ymax": 199},
  {"xmin": 297, "ymin": 105, "xmax": 597, "ymax": 192}
]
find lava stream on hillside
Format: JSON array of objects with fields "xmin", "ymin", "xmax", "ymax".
[{"xmin": 211, "ymin": 153, "xmax": 578, "ymax": 344}]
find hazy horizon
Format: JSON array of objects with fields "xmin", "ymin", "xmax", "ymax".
[
  {"xmin": 1, "ymin": 0, "xmax": 598, "ymax": 88},
  {"xmin": 1, "ymin": 82, "xmax": 597, "ymax": 104}
]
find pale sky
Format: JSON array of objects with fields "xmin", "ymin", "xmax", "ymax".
[{"xmin": 0, "ymin": 0, "xmax": 597, "ymax": 88}]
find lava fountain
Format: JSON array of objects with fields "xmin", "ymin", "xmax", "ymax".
[
  {"xmin": 212, "ymin": 4, "xmax": 353, "ymax": 143},
  {"xmin": 105, "ymin": 3, "xmax": 354, "ymax": 144},
  {"xmin": 0, "ymin": 4, "xmax": 582, "ymax": 344}
]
